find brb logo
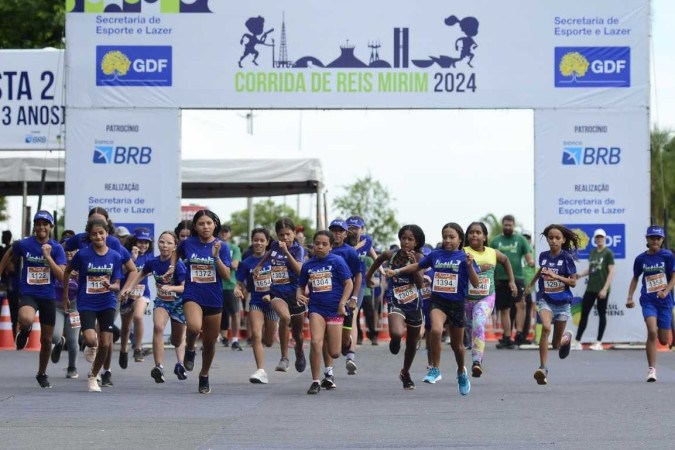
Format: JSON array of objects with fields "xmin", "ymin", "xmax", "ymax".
[
  {"xmin": 68, "ymin": 0, "xmax": 211, "ymax": 13},
  {"xmin": 96, "ymin": 46, "xmax": 172, "ymax": 87},
  {"xmin": 555, "ymin": 47, "xmax": 630, "ymax": 88},
  {"xmin": 562, "ymin": 146, "xmax": 621, "ymax": 165},
  {"xmin": 93, "ymin": 145, "xmax": 152, "ymax": 165}
]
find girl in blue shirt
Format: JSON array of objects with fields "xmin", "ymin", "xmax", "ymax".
[
  {"xmin": 626, "ymin": 225, "xmax": 675, "ymax": 382},
  {"xmin": 0, "ymin": 211, "xmax": 66, "ymax": 388},
  {"xmin": 62, "ymin": 219, "xmax": 123, "ymax": 392},
  {"xmin": 176, "ymin": 210, "xmax": 231, "ymax": 394},
  {"xmin": 523, "ymin": 224, "xmax": 580, "ymax": 386},
  {"xmin": 390, "ymin": 222, "xmax": 479, "ymax": 396},
  {"xmin": 297, "ymin": 230, "xmax": 353, "ymax": 394}
]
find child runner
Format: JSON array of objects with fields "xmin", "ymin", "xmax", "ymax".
[
  {"xmin": 297, "ymin": 230, "xmax": 354, "ymax": 394},
  {"xmin": 626, "ymin": 225, "xmax": 675, "ymax": 382},
  {"xmin": 235, "ymin": 227, "xmax": 278, "ymax": 384},
  {"xmin": 122, "ymin": 231, "xmax": 188, "ymax": 383},
  {"xmin": 0, "ymin": 211, "xmax": 66, "ymax": 388},
  {"xmin": 51, "ymin": 240, "xmax": 80, "ymax": 380},
  {"xmin": 62, "ymin": 219, "xmax": 123, "ymax": 392},
  {"xmin": 254, "ymin": 218, "xmax": 306, "ymax": 374},
  {"xmin": 463, "ymin": 222, "xmax": 517, "ymax": 378},
  {"xmin": 178, "ymin": 210, "xmax": 231, "ymax": 394},
  {"xmin": 388, "ymin": 223, "xmax": 479, "ymax": 396},
  {"xmin": 119, "ymin": 228, "xmax": 154, "ymax": 365},
  {"xmin": 367, "ymin": 225, "xmax": 426, "ymax": 390},
  {"xmin": 523, "ymin": 224, "xmax": 580, "ymax": 385},
  {"xmin": 322, "ymin": 219, "xmax": 361, "ymax": 389}
]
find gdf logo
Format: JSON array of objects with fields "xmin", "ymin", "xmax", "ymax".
[
  {"xmin": 555, "ymin": 47, "xmax": 630, "ymax": 88},
  {"xmin": 93, "ymin": 146, "xmax": 152, "ymax": 164},
  {"xmin": 132, "ymin": 58, "xmax": 169, "ymax": 73},
  {"xmin": 590, "ymin": 59, "xmax": 627, "ymax": 74},
  {"xmin": 96, "ymin": 46, "xmax": 172, "ymax": 86}
]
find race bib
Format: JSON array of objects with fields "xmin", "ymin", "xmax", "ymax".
[
  {"xmin": 68, "ymin": 311, "xmax": 81, "ymax": 328},
  {"xmin": 271, "ymin": 265, "xmax": 290, "ymax": 284},
  {"xmin": 420, "ymin": 285, "xmax": 432, "ymax": 300},
  {"xmin": 646, "ymin": 273, "xmax": 668, "ymax": 294},
  {"xmin": 310, "ymin": 272, "xmax": 332, "ymax": 292},
  {"xmin": 86, "ymin": 275, "xmax": 110, "ymax": 295},
  {"xmin": 432, "ymin": 272, "xmax": 458, "ymax": 294},
  {"xmin": 393, "ymin": 284, "xmax": 418, "ymax": 304},
  {"xmin": 130, "ymin": 285, "xmax": 145, "ymax": 299},
  {"xmin": 543, "ymin": 279, "xmax": 565, "ymax": 294},
  {"xmin": 27, "ymin": 266, "xmax": 50, "ymax": 285},
  {"xmin": 468, "ymin": 277, "xmax": 491, "ymax": 297},
  {"xmin": 253, "ymin": 272, "xmax": 272, "ymax": 292},
  {"xmin": 157, "ymin": 286, "xmax": 177, "ymax": 301},
  {"xmin": 191, "ymin": 264, "xmax": 216, "ymax": 283}
]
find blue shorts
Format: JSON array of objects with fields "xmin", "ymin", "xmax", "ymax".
[
  {"xmin": 640, "ymin": 296, "xmax": 674, "ymax": 330},
  {"xmin": 154, "ymin": 299, "xmax": 185, "ymax": 324},
  {"xmin": 536, "ymin": 299, "xmax": 571, "ymax": 322}
]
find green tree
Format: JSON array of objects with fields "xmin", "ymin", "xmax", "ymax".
[
  {"xmin": 651, "ymin": 128, "xmax": 675, "ymax": 243},
  {"xmin": 333, "ymin": 175, "xmax": 399, "ymax": 246},
  {"xmin": 480, "ymin": 213, "xmax": 502, "ymax": 242},
  {"xmin": 0, "ymin": 1, "xmax": 65, "ymax": 48},
  {"xmin": 228, "ymin": 199, "xmax": 314, "ymax": 247}
]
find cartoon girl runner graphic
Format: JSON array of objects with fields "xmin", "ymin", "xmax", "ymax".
[
  {"xmin": 445, "ymin": 15, "xmax": 479, "ymax": 68},
  {"xmin": 238, "ymin": 16, "xmax": 274, "ymax": 68}
]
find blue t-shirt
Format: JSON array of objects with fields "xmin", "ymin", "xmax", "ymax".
[
  {"xmin": 536, "ymin": 250, "xmax": 577, "ymax": 304},
  {"xmin": 418, "ymin": 249, "xmax": 478, "ymax": 302},
  {"xmin": 386, "ymin": 250, "xmax": 420, "ymax": 308},
  {"xmin": 269, "ymin": 241, "xmax": 305, "ymax": 297},
  {"xmin": 70, "ymin": 246, "xmax": 123, "ymax": 311},
  {"xmin": 143, "ymin": 257, "xmax": 186, "ymax": 302},
  {"xmin": 353, "ymin": 234, "xmax": 374, "ymax": 286},
  {"xmin": 298, "ymin": 253, "xmax": 352, "ymax": 317},
  {"xmin": 178, "ymin": 236, "xmax": 231, "ymax": 308},
  {"xmin": 13, "ymin": 236, "xmax": 66, "ymax": 299},
  {"xmin": 237, "ymin": 255, "xmax": 272, "ymax": 307},
  {"xmin": 65, "ymin": 233, "xmax": 132, "ymax": 264},
  {"xmin": 331, "ymin": 243, "xmax": 361, "ymax": 280},
  {"xmin": 633, "ymin": 249, "xmax": 675, "ymax": 302}
]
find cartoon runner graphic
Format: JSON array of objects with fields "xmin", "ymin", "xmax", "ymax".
[
  {"xmin": 239, "ymin": 16, "xmax": 274, "ymax": 68},
  {"xmin": 445, "ymin": 15, "xmax": 479, "ymax": 68}
]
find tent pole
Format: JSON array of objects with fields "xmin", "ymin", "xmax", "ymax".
[
  {"xmin": 22, "ymin": 178, "xmax": 28, "ymax": 237},
  {"xmin": 247, "ymin": 197, "xmax": 254, "ymax": 242}
]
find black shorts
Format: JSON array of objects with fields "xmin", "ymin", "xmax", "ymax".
[
  {"xmin": 184, "ymin": 299, "xmax": 222, "ymax": 317},
  {"xmin": 20, "ymin": 295, "xmax": 56, "ymax": 327},
  {"xmin": 430, "ymin": 296, "xmax": 465, "ymax": 328},
  {"xmin": 222, "ymin": 289, "xmax": 240, "ymax": 316},
  {"xmin": 388, "ymin": 303, "xmax": 423, "ymax": 327},
  {"xmin": 271, "ymin": 290, "xmax": 307, "ymax": 316},
  {"xmin": 80, "ymin": 308, "xmax": 116, "ymax": 333},
  {"xmin": 495, "ymin": 279, "xmax": 525, "ymax": 311}
]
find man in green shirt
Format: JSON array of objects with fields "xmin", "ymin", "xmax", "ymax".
[
  {"xmin": 219, "ymin": 225, "xmax": 243, "ymax": 350},
  {"xmin": 489, "ymin": 215, "xmax": 535, "ymax": 348}
]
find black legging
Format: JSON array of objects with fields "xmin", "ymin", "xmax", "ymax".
[{"xmin": 575, "ymin": 291, "xmax": 608, "ymax": 341}]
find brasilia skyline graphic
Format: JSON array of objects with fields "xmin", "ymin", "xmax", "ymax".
[{"xmin": 237, "ymin": 14, "xmax": 479, "ymax": 70}]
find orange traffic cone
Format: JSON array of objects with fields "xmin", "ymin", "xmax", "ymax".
[
  {"xmin": 0, "ymin": 298, "xmax": 14, "ymax": 350},
  {"xmin": 25, "ymin": 312, "xmax": 42, "ymax": 352},
  {"xmin": 485, "ymin": 314, "xmax": 499, "ymax": 342},
  {"xmin": 377, "ymin": 310, "xmax": 390, "ymax": 341}
]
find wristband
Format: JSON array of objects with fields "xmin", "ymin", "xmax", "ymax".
[{"xmin": 350, "ymin": 296, "xmax": 357, "ymax": 300}]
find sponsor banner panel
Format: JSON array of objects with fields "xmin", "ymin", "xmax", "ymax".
[
  {"xmin": 534, "ymin": 108, "xmax": 649, "ymax": 342},
  {"xmin": 65, "ymin": 0, "xmax": 648, "ymax": 109},
  {"xmin": 65, "ymin": 108, "xmax": 180, "ymax": 238},
  {"xmin": 0, "ymin": 50, "xmax": 65, "ymax": 150}
]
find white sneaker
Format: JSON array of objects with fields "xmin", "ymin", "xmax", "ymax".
[
  {"xmin": 249, "ymin": 368, "xmax": 268, "ymax": 384},
  {"xmin": 571, "ymin": 340, "xmax": 583, "ymax": 351},
  {"xmin": 88, "ymin": 374, "xmax": 101, "ymax": 392},
  {"xmin": 647, "ymin": 367, "xmax": 657, "ymax": 382},
  {"xmin": 589, "ymin": 341, "xmax": 604, "ymax": 351},
  {"xmin": 84, "ymin": 346, "xmax": 98, "ymax": 363}
]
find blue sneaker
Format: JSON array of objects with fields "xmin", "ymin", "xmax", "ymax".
[
  {"xmin": 457, "ymin": 368, "xmax": 471, "ymax": 395},
  {"xmin": 423, "ymin": 367, "xmax": 442, "ymax": 384}
]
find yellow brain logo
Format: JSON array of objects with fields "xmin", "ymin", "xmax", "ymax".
[
  {"xmin": 559, "ymin": 52, "xmax": 589, "ymax": 80},
  {"xmin": 573, "ymin": 228, "xmax": 590, "ymax": 251},
  {"xmin": 101, "ymin": 51, "xmax": 131, "ymax": 78}
]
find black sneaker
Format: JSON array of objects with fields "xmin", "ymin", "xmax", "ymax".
[
  {"xmin": 559, "ymin": 330, "xmax": 573, "ymax": 359},
  {"xmin": 356, "ymin": 336, "xmax": 363, "ymax": 345},
  {"xmin": 307, "ymin": 381, "xmax": 321, "ymax": 395},
  {"xmin": 36, "ymin": 373, "xmax": 52, "ymax": 389},
  {"xmin": 151, "ymin": 366, "xmax": 165, "ymax": 383},
  {"xmin": 174, "ymin": 363, "xmax": 188, "ymax": 380},
  {"xmin": 231, "ymin": 341, "xmax": 243, "ymax": 351},
  {"xmin": 295, "ymin": 349, "xmax": 306, "ymax": 373},
  {"xmin": 15, "ymin": 327, "xmax": 31, "ymax": 350},
  {"xmin": 119, "ymin": 351, "xmax": 128, "ymax": 369},
  {"xmin": 133, "ymin": 348, "xmax": 144, "ymax": 362},
  {"xmin": 51, "ymin": 336, "xmax": 65, "ymax": 364},
  {"xmin": 100, "ymin": 370, "xmax": 113, "ymax": 387},
  {"xmin": 198, "ymin": 375, "xmax": 210, "ymax": 394},
  {"xmin": 219, "ymin": 336, "xmax": 229, "ymax": 347},
  {"xmin": 389, "ymin": 337, "xmax": 401, "ymax": 355},
  {"xmin": 320, "ymin": 375, "xmax": 336, "ymax": 390},
  {"xmin": 515, "ymin": 332, "xmax": 532, "ymax": 346},
  {"xmin": 184, "ymin": 349, "xmax": 196, "ymax": 371},
  {"xmin": 399, "ymin": 370, "xmax": 415, "ymax": 390},
  {"xmin": 496, "ymin": 337, "xmax": 516, "ymax": 349},
  {"xmin": 471, "ymin": 361, "xmax": 483, "ymax": 378}
]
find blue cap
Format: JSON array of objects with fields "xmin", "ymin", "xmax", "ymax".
[
  {"xmin": 33, "ymin": 210, "xmax": 54, "ymax": 226},
  {"xmin": 329, "ymin": 219, "xmax": 348, "ymax": 231},
  {"xmin": 346, "ymin": 215, "xmax": 365, "ymax": 229},
  {"xmin": 646, "ymin": 225, "xmax": 665, "ymax": 238},
  {"xmin": 134, "ymin": 228, "xmax": 153, "ymax": 242},
  {"xmin": 421, "ymin": 244, "xmax": 433, "ymax": 256}
]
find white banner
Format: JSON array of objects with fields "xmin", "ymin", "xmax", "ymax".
[
  {"xmin": 534, "ymin": 108, "xmax": 650, "ymax": 343},
  {"xmin": 65, "ymin": 108, "xmax": 181, "ymax": 240},
  {"xmin": 65, "ymin": 0, "xmax": 648, "ymax": 109},
  {"xmin": 0, "ymin": 49, "xmax": 65, "ymax": 150}
]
